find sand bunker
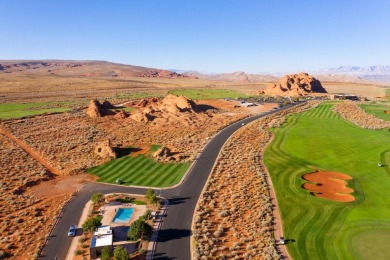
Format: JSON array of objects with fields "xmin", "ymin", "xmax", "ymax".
[{"xmin": 302, "ymin": 171, "xmax": 355, "ymax": 202}]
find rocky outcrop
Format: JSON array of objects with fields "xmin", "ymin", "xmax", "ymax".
[
  {"xmin": 262, "ymin": 73, "xmax": 327, "ymax": 96},
  {"xmin": 130, "ymin": 112, "xmax": 153, "ymax": 122},
  {"xmin": 86, "ymin": 99, "xmax": 117, "ymax": 118},
  {"xmin": 137, "ymin": 70, "xmax": 198, "ymax": 79},
  {"xmin": 153, "ymin": 146, "xmax": 184, "ymax": 162},
  {"xmin": 135, "ymin": 97, "xmax": 161, "ymax": 108},
  {"xmin": 95, "ymin": 140, "xmax": 117, "ymax": 159},
  {"xmin": 153, "ymin": 146, "xmax": 172, "ymax": 158},
  {"xmin": 129, "ymin": 94, "xmax": 199, "ymax": 123},
  {"xmin": 101, "ymin": 100, "xmax": 115, "ymax": 109},
  {"xmin": 160, "ymin": 94, "xmax": 198, "ymax": 113},
  {"xmin": 113, "ymin": 110, "xmax": 129, "ymax": 119},
  {"xmin": 86, "ymin": 99, "xmax": 104, "ymax": 118}
]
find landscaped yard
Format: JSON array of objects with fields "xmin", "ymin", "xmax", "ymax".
[
  {"xmin": 87, "ymin": 151, "xmax": 190, "ymax": 187},
  {"xmin": 264, "ymin": 102, "xmax": 390, "ymax": 260},
  {"xmin": 168, "ymin": 88, "xmax": 250, "ymax": 100}
]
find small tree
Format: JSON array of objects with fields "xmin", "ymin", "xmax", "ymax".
[
  {"xmin": 145, "ymin": 188, "xmax": 157, "ymax": 205},
  {"xmin": 101, "ymin": 246, "xmax": 111, "ymax": 260},
  {"xmin": 91, "ymin": 193, "xmax": 104, "ymax": 205},
  {"xmin": 150, "ymin": 193, "xmax": 158, "ymax": 205},
  {"xmin": 127, "ymin": 218, "xmax": 153, "ymax": 241},
  {"xmin": 113, "ymin": 245, "xmax": 128, "ymax": 260},
  {"xmin": 145, "ymin": 188, "xmax": 154, "ymax": 201},
  {"xmin": 82, "ymin": 217, "xmax": 102, "ymax": 233}
]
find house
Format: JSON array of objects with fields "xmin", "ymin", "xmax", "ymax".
[
  {"xmin": 330, "ymin": 93, "xmax": 359, "ymax": 100},
  {"xmin": 90, "ymin": 225, "xmax": 113, "ymax": 259}
]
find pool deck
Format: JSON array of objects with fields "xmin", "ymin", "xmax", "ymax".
[{"xmin": 99, "ymin": 203, "xmax": 146, "ymax": 227}]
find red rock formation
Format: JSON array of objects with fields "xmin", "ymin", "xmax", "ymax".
[
  {"xmin": 95, "ymin": 140, "xmax": 117, "ymax": 159},
  {"xmin": 86, "ymin": 99, "xmax": 104, "ymax": 118},
  {"xmin": 129, "ymin": 94, "xmax": 199, "ymax": 123},
  {"xmin": 263, "ymin": 73, "xmax": 327, "ymax": 96},
  {"xmin": 113, "ymin": 110, "xmax": 129, "ymax": 119}
]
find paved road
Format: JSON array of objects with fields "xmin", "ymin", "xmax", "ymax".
[{"xmin": 39, "ymin": 104, "xmax": 298, "ymax": 260}]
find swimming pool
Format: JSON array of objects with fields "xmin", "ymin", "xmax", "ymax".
[{"xmin": 112, "ymin": 208, "xmax": 134, "ymax": 223}]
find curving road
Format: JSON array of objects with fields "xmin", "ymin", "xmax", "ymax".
[{"xmin": 39, "ymin": 104, "xmax": 298, "ymax": 260}]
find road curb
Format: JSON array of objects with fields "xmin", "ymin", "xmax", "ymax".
[{"xmin": 146, "ymin": 198, "xmax": 168, "ymax": 260}]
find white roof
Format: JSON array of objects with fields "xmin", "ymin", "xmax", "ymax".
[
  {"xmin": 94, "ymin": 225, "xmax": 112, "ymax": 235},
  {"xmin": 95, "ymin": 234, "xmax": 113, "ymax": 247},
  {"xmin": 91, "ymin": 225, "xmax": 113, "ymax": 247}
]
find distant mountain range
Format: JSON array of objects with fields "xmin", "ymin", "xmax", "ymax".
[
  {"xmin": 179, "ymin": 71, "xmax": 278, "ymax": 83},
  {"xmin": 314, "ymin": 65, "xmax": 390, "ymax": 84},
  {"xmin": 0, "ymin": 60, "xmax": 196, "ymax": 79},
  {"xmin": 317, "ymin": 65, "xmax": 390, "ymax": 74},
  {"xmin": 1, "ymin": 60, "xmax": 389, "ymax": 84},
  {"xmin": 172, "ymin": 65, "xmax": 390, "ymax": 84}
]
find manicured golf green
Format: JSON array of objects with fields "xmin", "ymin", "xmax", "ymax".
[
  {"xmin": 87, "ymin": 155, "xmax": 190, "ymax": 187},
  {"xmin": 264, "ymin": 102, "xmax": 390, "ymax": 260},
  {"xmin": 360, "ymin": 102, "xmax": 390, "ymax": 121},
  {"xmin": 168, "ymin": 89, "xmax": 249, "ymax": 100}
]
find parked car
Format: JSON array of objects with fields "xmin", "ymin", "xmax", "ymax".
[
  {"xmin": 68, "ymin": 225, "xmax": 77, "ymax": 237},
  {"xmin": 280, "ymin": 236, "xmax": 285, "ymax": 245}
]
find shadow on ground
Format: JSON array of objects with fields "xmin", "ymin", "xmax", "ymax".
[
  {"xmin": 168, "ymin": 197, "xmax": 190, "ymax": 205},
  {"xmin": 115, "ymin": 147, "xmax": 142, "ymax": 158},
  {"xmin": 157, "ymin": 228, "xmax": 191, "ymax": 242}
]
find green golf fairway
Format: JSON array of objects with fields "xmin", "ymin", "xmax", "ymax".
[
  {"xmin": 264, "ymin": 102, "xmax": 390, "ymax": 260},
  {"xmin": 87, "ymin": 155, "xmax": 190, "ymax": 187}
]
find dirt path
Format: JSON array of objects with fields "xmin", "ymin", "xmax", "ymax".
[
  {"xmin": 0, "ymin": 126, "xmax": 61, "ymax": 175},
  {"xmin": 260, "ymin": 133, "xmax": 292, "ymax": 260}
]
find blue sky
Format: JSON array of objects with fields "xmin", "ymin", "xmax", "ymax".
[{"xmin": 0, "ymin": 0, "xmax": 389, "ymax": 73}]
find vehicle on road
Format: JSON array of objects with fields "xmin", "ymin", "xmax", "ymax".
[
  {"xmin": 280, "ymin": 236, "xmax": 285, "ymax": 245},
  {"xmin": 68, "ymin": 225, "xmax": 77, "ymax": 237},
  {"xmin": 241, "ymin": 123, "xmax": 246, "ymax": 125}
]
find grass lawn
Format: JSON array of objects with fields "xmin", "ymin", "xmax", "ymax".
[
  {"xmin": 168, "ymin": 88, "xmax": 250, "ymax": 100},
  {"xmin": 87, "ymin": 153, "xmax": 190, "ymax": 188},
  {"xmin": 264, "ymin": 102, "xmax": 390, "ymax": 260},
  {"xmin": 115, "ymin": 198, "xmax": 147, "ymax": 205},
  {"xmin": 360, "ymin": 102, "xmax": 390, "ymax": 121},
  {"xmin": 0, "ymin": 101, "xmax": 73, "ymax": 119}
]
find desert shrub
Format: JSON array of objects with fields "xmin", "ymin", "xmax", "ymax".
[
  {"xmin": 74, "ymin": 249, "xmax": 84, "ymax": 255},
  {"xmin": 78, "ymin": 236, "xmax": 86, "ymax": 243},
  {"xmin": 113, "ymin": 245, "xmax": 128, "ymax": 260},
  {"xmin": 91, "ymin": 192, "xmax": 104, "ymax": 205},
  {"xmin": 101, "ymin": 246, "xmax": 111, "ymax": 260}
]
